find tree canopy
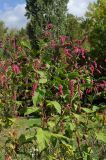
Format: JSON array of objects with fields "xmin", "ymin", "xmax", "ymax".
[{"xmin": 25, "ymin": 0, "xmax": 69, "ymax": 50}]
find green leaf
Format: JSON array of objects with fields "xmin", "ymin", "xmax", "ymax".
[
  {"xmin": 21, "ymin": 40, "xmax": 31, "ymax": 50},
  {"xmin": 36, "ymin": 128, "xmax": 51, "ymax": 152},
  {"xmin": 68, "ymin": 72, "xmax": 79, "ymax": 79},
  {"xmin": 86, "ymin": 76, "xmax": 92, "ymax": 84},
  {"xmin": 39, "ymin": 78, "xmax": 47, "ymax": 84},
  {"xmin": 19, "ymin": 134, "xmax": 34, "ymax": 144},
  {"xmin": 37, "ymin": 71, "xmax": 46, "ymax": 78},
  {"xmin": 61, "ymin": 141, "xmax": 74, "ymax": 155},
  {"xmin": 32, "ymin": 92, "xmax": 40, "ymax": 106},
  {"xmin": 93, "ymin": 105, "xmax": 99, "ymax": 111},
  {"xmin": 96, "ymin": 132, "xmax": 106, "ymax": 143},
  {"xmin": 73, "ymin": 113, "xmax": 86, "ymax": 123},
  {"xmin": 48, "ymin": 156, "xmax": 56, "ymax": 160},
  {"xmin": 24, "ymin": 107, "xmax": 39, "ymax": 116},
  {"xmin": 8, "ymin": 118, "xmax": 16, "ymax": 124},
  {"xmin": 38, "ymin": 39, "xmax": 47, "ymax": 48},
  {"xmin": 47, "ymin": 101, "xmax": 61, "ymax": 114},
  {"xmin": 19, "ymin": 134, "xmax": 27, "ymax": 144},
  {"xmin": 82, "ymin": 108, "xmax": 95, "ymax": 113},
  {"xmin": 48, "ymin": 121, "xmax": 55, "ymax": 129},
  {"xmin": 69, "ymin": 123, "xmax": 76, "ymax": 131},
  {"xmin": 0, "ymin": 103, "xmax": 3, "ymax": 108},
  {"xmin": 51, "ymin": 133, "xmax": 69, "ymax": 141}
]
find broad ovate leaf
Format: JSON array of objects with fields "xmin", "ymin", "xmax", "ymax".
[
  {"xmin": 24, "ymin": 107, "xmax": 39, "ymax": 116},
  {"xmin": 39, "ymin": 78, "xmax": 47, "ymax": 84},
  {"xmin": 82, "ymin": 108, "xmax": 95, "ymax": 113},
  {"xmin": 47, "ymin": 101, "xmax": 61, "ymax": 114},
  {"xmin": 36, "ymin": 128, "xmax": 51, "ymax": 152},
  {"xmin": 96, "ymin": 132, "xmax": 106, "ymax": 143},
  {"xmin": 32, "ymin": 91, "xmax": 40, "ymax": 106}
]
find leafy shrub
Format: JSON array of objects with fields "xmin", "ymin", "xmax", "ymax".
[{"xmin": 0, "ymin": 24, "xmax": 106, "ymax": 160}]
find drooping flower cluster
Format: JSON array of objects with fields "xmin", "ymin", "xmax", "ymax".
[
  {"xmin": 60, "ymin": 36, "xmax": 67, "ymax": 45},
  {"xmin": 47, "ymin": 23, "xmax": 53, "ymax": 30},
  {"xmin": 12, "ymin": 64, "xmax": 20, "ymax": 75},
  {"xmin": 51, "ymin": 40, "xmax": 56, "ymax": 49},
  {"xmin": 93, "ymin": 61, "xmax": 97, "ymax": 68},
  {"xmin": 64, "ymin": 48, "xmax": 71, "ymax": 57},
  {"xmin": 77, "ymin": 80, "xmax": 82, "ymax": 99},
  {"xmin": 74, "ymin": 47, "xmax": 79, "ymax": 54},
  {"xmin": 59, "ymin": 84, "xmax": 63, "ymax": 96},
  {"xmin": 86, "ymin": 88, "xmax": 92, "ymax": 94},
  {"xmin": 80, "ymin": 47, "xmax": 85, "ymax": 59},
  {"xmin": 0, "ymin": 75, "xmax": 6, "ymax": 87},
  {"xmin": 12, "ymin": 91, "xmax": 17, "ymax": 101},
  {"xmin": 70, "ymin": 80, "xmax": 74, "ymax": 97},
  {"xmin": 90, "ymin": 64, "xmax": 95, "ymax": 75},
  {"xmin": 74, "ymin": 47, "xmax": 85, "ymax": 59},
  {"xmin": 0, "ymin": 40, "xmax": 3, "ymax": 48},
  {"xmin": 32, "ymin": 83, "xmax": 38, "ymax": 97},
  {"xmin": 0, "ymin": 61, "xmax": 9, "ymax": 88}
]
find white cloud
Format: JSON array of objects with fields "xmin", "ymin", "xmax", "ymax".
[
  {"xmin": 68, "ymin": 0, "xmax": 96, "ymax": 17},
  {"xmin": 0, "ymin": 3, "xmax": 27, "ymax": 29},
  {"xmin": 0, "ymin": 0, "xmax": 97, "ymax": 28}
]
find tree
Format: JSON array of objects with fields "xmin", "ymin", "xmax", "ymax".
[
  {"xmin": 86, "ymin": 0, "xmax": 106, "ymax": 53},
  {"xmin": 85, "ymin": 0, "xmax": 106, "ymax": 77},
  {"xmin": 0, "ymin": 21, "xmax": 8, "ymax": 39},
  {"xmin": 65, "ymin": 14, "xmax": 84, "ymax": 40},
  {"xmin": 25, "ymin": 0, "xmax": 69, "ymax": 51}
]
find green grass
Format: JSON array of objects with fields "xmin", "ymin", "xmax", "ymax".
[{"xmin": 0, "ymin": 117, "xmax": 41, "ymax": 159}]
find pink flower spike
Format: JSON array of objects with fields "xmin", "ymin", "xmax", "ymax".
[
  {"xmin": 47, "ymin": 23, "xmax": 53, "ymax": 30},
  {"xmin": 60, "ymin": 36, "xmax": 67, "ymax": 45},
  {"xmin": 90, "ymin": 64, "xmax": 94, "ymax": 75},
  {"xmin": 45, "ymin": 31, "xmax": 51, "ymax": 37},
  {"xmin": 95, "ymin": 87, "xmax": 98, "ymax": 93},
  {"xmin": 70, "ymin": 80, "xmax": 74, "ymax": 97},
  {"xmin": 75, "ymin": 40, "xmax": 81, "ymax": 44},
  {"xmin": 78, "ymin": 80, "xmax": 82, "ymax": 99},
  {"xmin": 64, "ymin": 48, "xmax": 71, "ymax": 57},
  {"xmin": 32, "ymin": 83, "xmax": 38, "ymax": 97},
  {"xmin": 12, "ymin": 64, "xmax": 20, "ymax": 74},
  {"xmin": 13, "ymin": 91, "xmax": 17, "ymax": 101},
  {"xmin": 80, "ymin": 47, "xmax": 85, "ymax": 59},
  {"xmin": 51, "ymin": 40, "xmax": 56, "ymax": 49},
  {"xmin": 99, "ymin": 65, "xmax": 103, "ymax": 69},
  {"xmin": 96, "ymin": 69, "xmax": 101, "ymax": 74},
  {"xmin": 93, "ymin": 61, "xmax": 97, "ymax": 68},
  {"xmin": 59, "ymin": 84, "xmax": 63, "ymax": 96},
  {"xmin": 74, "ymin": 47, "xmax": 79, "ymax": 54},
  {"xmin": 1, "ymin": 75, "xmax": 5, "ymax": 87}
]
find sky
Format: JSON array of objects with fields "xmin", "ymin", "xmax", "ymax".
[{"xmin": 0, "ymin": 0, "xmax": 96, "ymax": 29}]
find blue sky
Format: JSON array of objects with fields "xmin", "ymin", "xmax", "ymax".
[
  {"xmin": 0, "ymin": 0, "xmax": 96, "ymax": 29},
  {"xmin": 0, "ymin": 0, "xmax": 25, "ymax": 9}
]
